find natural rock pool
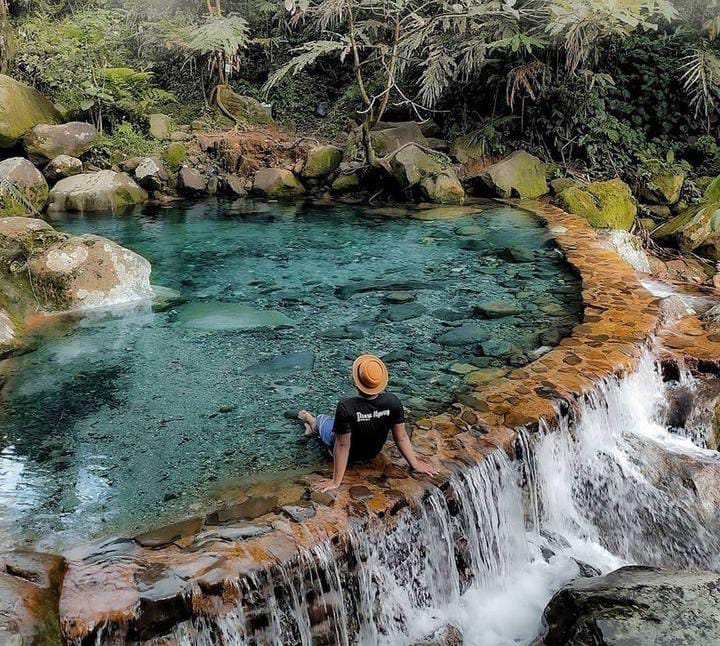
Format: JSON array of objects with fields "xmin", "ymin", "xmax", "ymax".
[{"xmin": 0, "ymin": 200, "xmax": 581, "ymax": 549}]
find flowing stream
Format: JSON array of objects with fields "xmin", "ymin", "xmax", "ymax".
[{"xmin": 157, "ymin": 350, "xmax": 720, "ymax": 646}]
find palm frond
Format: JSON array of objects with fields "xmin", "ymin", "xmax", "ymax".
[
  {"xmin": 0, "ymin": 177, "xmax": 41, "ymax": 218},
  {"xmin": 185, "ymin": 15, "xmax": 250, "ymax": 59},
  {"xmin": 681, "ymin": 44, "xmax": 720, "ymax": 128}
]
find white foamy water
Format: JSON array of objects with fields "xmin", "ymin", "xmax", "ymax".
[{"xmin": 152, "ymin": 351, "xmax": 720, "ymax": 646}]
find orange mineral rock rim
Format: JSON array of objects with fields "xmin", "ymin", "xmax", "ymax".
[{"xmin": 60, "ymin": 199, "xmax": 666, "ymax": 640}]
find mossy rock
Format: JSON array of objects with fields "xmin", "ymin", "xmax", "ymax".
[
  {"xmin": 331, "ymin": 172, "xmax": 360, "ymax": 193},
  {"xmin": 162, "ymin": 142, "xmax": 187, "ymax": 170},
  {"xmin": 481, "ymin": 151, "xmax": 548, "ymax": 199},
  {"xmin": 0, "ymin": 75, "xmax": 62, "ymax": 149},
  {"xmin": 252, "ymin": 168, "xmax": 305, "ymax": 199},
  {"xmin": 215, "ymin": 86, "xmax": 274, "ymax": 127},
  {"xmin": 420, "ymin": 171, "xmax": 465, "ymax": 205},
  {"xmin": 550, "ymin": 177, "xmax": 580, "ymax": 195},
  {"xmin": 389, "ymin": 144, "xmax": 444, "ymax": 187},
  {"xmin": 641, "ymin": 171, "xmax": 685, "ymax": 206},
  {"xmin": 302, "ymin": 145, "xmax": 342, "ymax": 179},
  {"xmin": 652, "ymin": 202, "xmax": 720, "ymax": 259},
  {"xmin": 450, "ymin": 135, "xmax": 485, "ymax": 165},
  {"xmin": 559, "ymin": 179, "xmax": 637, "ymax": 230},
  {"xmin": 0, "ymin": 158, "xmax": 49, "ymax": 216},
  {"xmin": 149, "ymin": 114, "xmax": 173, "ymax": 141},
  {"xmin": 371, "ymin": 122, "xmax": 428, "ymax": 155},
  {"xmin": 704, "ymin": 175, "xmax": 720, "ymax": 203},
  {"xmin": 47, "ymin": 171, "xmax": 148, "ymax": 213}
]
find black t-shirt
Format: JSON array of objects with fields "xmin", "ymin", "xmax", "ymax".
[{"xmin": 332, "ymin": 392, "xmax": 405, "ymax": 463}]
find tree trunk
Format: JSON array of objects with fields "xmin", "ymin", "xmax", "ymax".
[{"xmin": 0, "ymin": 0, "xmax": 8, "ymax": 74}]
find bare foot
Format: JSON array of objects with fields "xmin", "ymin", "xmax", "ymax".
[
  {"xmin": 303, "ymin": 422, "xmax": 316, "ymax": 437},
  {"xmin": 298, "ymin": 410, "xmax": 316, "ymax": 426}
]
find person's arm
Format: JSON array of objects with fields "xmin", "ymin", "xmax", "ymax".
[
  {"xmin": 392, "ymin": 423, "xmax": 439, "ymax": 475},
  {"xmin": 314, "ymin": 433, "xmax": 351, "ymax": 492}
]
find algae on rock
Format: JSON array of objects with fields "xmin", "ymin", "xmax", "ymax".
[
  {"xmin": 0, "ymin": 75, "xmax": 62, "ymax": 149},
  {"xmin": 559, "ymin": 179, "xmax": 637, "ymax": 230}
]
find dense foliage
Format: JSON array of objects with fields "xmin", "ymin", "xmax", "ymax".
[{"xmin": 3, "ymin": 0, "xmax": 720, "ymax": 181}]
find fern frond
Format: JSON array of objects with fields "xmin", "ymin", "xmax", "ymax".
[
  {"xmin": 262, "ymin": 39, "xmax": 348, "ymax": 93},
  {"xmin": 0, "ymin": 177, "xmax": 41, "ymax": 218}
]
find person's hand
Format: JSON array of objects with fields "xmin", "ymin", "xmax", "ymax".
[
  {"xmin": 313, "ymin": 478, "xmax": 340, "ymax": 493},
  {"xmin": 412, "ymin": 460, "xmax": 439, "ymax": 476}
]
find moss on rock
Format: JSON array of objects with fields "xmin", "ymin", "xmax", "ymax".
[
  {"xmin": 420, "ymin": 171, "xmax": 465, "ymax": 205},
  {"xmin": 302, "ymin": 145, "xmax": 342, "ymax": 179},
  {"xmin": 559, "ymin": 179, "xmax": 637, "ymax": 230},
  {"xmin": 331, "ymin": 172, "xmax": 360, "ymax": 193},
  {"xmin": 162, "ymin": 142, "xmax": 187, "ymax": 170},
  {"xmin": 0, "ymin": 158, "xmax": 49, "ymax": 216},
  {"xmin": 481, "ymin": 151, "xmax": 548, "ymax": 199},
  {"xmin": 641, "ymin": 171, "xmax": 685, "ymax": 206},
  {"xmin": 0, "ymin": 75, "xmax": 62, "ymax": 149},
  {"xmin": 252, "ymin": 168, "xmax": 305, "ymax": 199}
]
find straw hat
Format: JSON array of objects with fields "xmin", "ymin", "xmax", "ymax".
[{"xmin": 352, "ymin": 354, "xmax": 389, "ymax": 396}]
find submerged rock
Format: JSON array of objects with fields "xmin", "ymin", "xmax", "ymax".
[
  {"xmin": 0, "ymin": 74, "xmax": 62, "ymax": 148},
  {"xmin": 177, "ymin": 302, "xmax": 295, "ymax": 331},
  {"xmin": 541, "ymin": 566, "xmax": 720, "ymax": 646},
  {"xmin": 23, "ymin": 121, "xmax": 97, "ymax": 163},
  {"xmin": 244, "ymin": 351, "xmax": 315, "ymax": 374},
  {"xmin": 480, "ymin": 151, "xmax": 548, "ymax": 199},
  {"xmin": 436, "ymin": 322, "xmax": 491, "ymax": 346},
  {"xmin": 0, "ymin": 157, "xmax": 49, "ymax": 215},
  {"xmin": 47, "ymin": 170, "xmax": 148, "ymax": 213},
  {"xmin": 559, "ymin": 179, "xmax": 636, "ymax": 231}
]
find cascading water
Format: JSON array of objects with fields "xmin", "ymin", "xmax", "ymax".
[{"xmin": 152, "ymin": 350, "xmax": 720, "ymax": 646}]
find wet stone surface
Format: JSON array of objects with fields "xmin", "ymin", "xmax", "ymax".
[{"xmin": 0, "ymin": 199, "xmax": 581, "ymax": 550}]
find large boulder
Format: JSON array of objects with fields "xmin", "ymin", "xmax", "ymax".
[
  {"xmin": 135, "ymin": 157, "xmax": 169, "ymax": 191},
  {"xmin": 215, "ymin": 85, "xmax": 274, "ymax": 127},
  {"xmin": 27, "ymin": 233, "xmax": 153, "ymax": 310},
  {"xmin": 420, "ymin": 171, "xmax": 465, "ymax": 205},
  {"xmin": 23, "ymin": 121, "xmax": 97, "ymax": 164},
  {"xmin": 480, "ymin": 151, "xmax": 548, "ymax": 199},
  {"xmin": 389, "ymin": 144, "xmax": 465, "ymax": 204},
  {"xmin": 148, "ymin": 113, "xmax": 173, "ymax": 140},
  {"xmin": 652, "ymin": 202, "xmax": 720, "ymax": 260},
  {"xmin": 301, "ymin": 145, "xmax": 342, "ymax": 179},
  {"xmin": 43, "ymin": 155, "xmax": 83, "ymax": 182},
  {"xmin": 0, "ymin": 157, "xmax": 49, "ymax": 216},
  {"xmin": 541, "ymin": 566, "xmax": 720, "ymax": 645},
  {"xmin": 0, "ymin": 550, "xmax": 66, "ymax": 645},
  {"xmin": 450, "ymin": 134, "xmax": 486, "ymax": 166},
  {"xmin": 47, "ymin": 171, "xmax": 147, "ymax": 213},
  {"xmin": 371, "ymin": 122, "xmax": 429, "ymax": 155},
  {"xmin": 389, "ymin": 144, "xmax": 443, "ymax": 187},
  {"xmin": 641, "ymin": 169, "xmax": 685, "ymax": 206},
  {"xmin": 559, "ymin": 179, "xmax": 637, "ymax": 230},
  {"xmin": 178, "ymin": 167, "xmax": 207, "ymax": 195},
  {"xmin": 252, "ymin": 168, "xmax": 305, "ymax": 199},
  {"xmin": 0, "ymin": 74, "xmax": 62, "ymax": 148}
]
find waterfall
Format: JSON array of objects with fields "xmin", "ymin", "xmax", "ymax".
[{"xmin": 155, "ymin": 350, "xmax": 720, "ymax": 646}]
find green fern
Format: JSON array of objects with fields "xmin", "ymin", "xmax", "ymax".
[{"xmin": 0, "ymin": 177, "xmax": 41, "ymax": 218}]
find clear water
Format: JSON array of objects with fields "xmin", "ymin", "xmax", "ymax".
[
  {"xmin": 160, "ymin": 352, "xmax": 720, "ymax": 646},
  {"xmin": 0, "ymin": 199, "xmax": 581, "ymax": 549}
]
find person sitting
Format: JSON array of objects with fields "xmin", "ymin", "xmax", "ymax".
[{"xmin": 299, "ymin": 354, "xmax": 438, "ymax": 493}]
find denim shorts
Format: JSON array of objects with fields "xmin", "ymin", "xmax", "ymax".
[{"xmin": 316, "ymin": 414, "xmax": 335, "ymax": 447}]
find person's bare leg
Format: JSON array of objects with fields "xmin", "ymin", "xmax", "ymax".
[{"xmin": 298, "ymin": 410, "xmax": 317, "ymax": 437}]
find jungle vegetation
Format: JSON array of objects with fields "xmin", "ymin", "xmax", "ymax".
[{"xmin": 3, "ymin": 0, "xmax": 720, "ymax": 181}]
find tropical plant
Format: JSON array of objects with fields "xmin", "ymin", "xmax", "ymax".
[
  {"xmin": 183, "ymin": 14, "xmax": 251, "ymax": 88},
  {"xmin": 266, "ymin": 0, "xmax": 532, "ymax": 165}
]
